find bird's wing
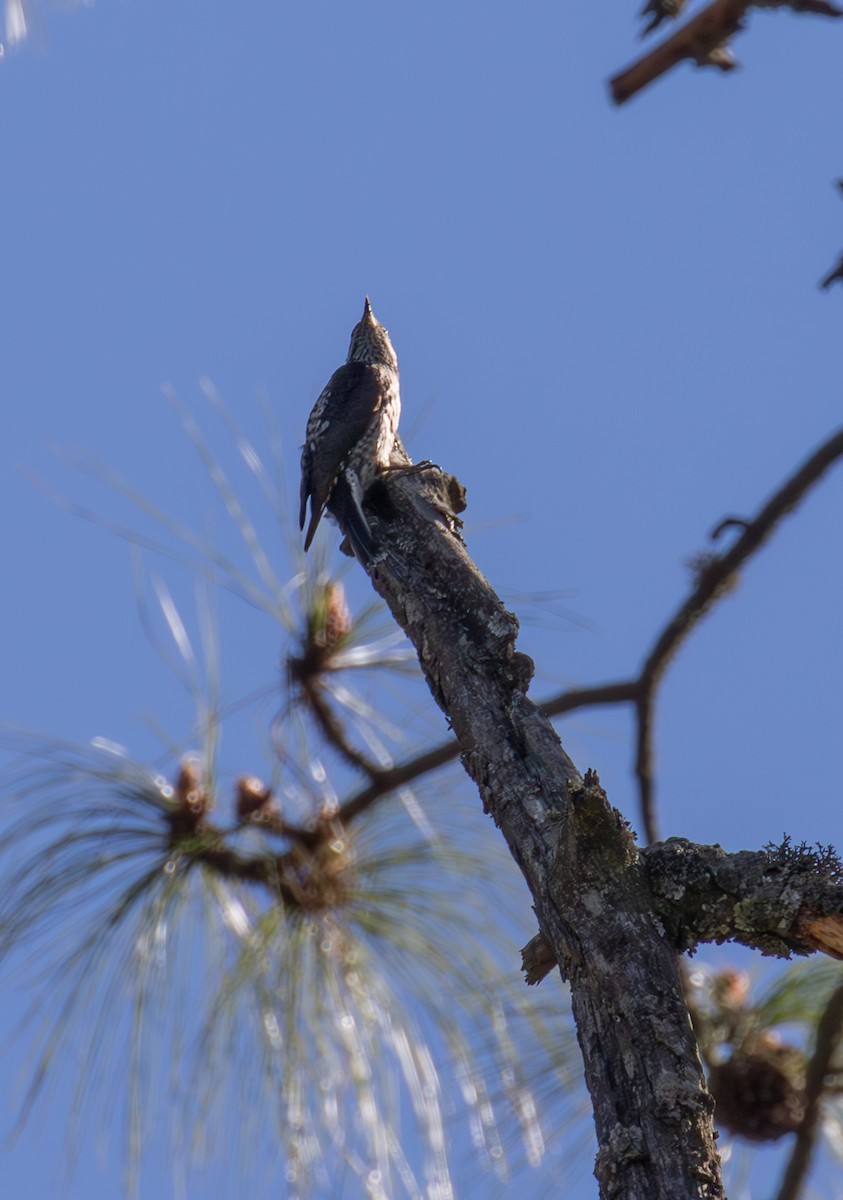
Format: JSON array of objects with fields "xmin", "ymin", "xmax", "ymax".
[
  {"xmin": 299, "ymin": 444, "xmax": 312, "ymax": 532},
  {"xmin": 299, "ymin": 362, "xmax": 383, "ymax": 536}
]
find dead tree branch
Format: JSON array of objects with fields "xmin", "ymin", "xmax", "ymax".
[
  {"xmin": 610, "ymin": 0, "xmax": 842, "ymax": 107},
  {"xmin": 544, "ymin": 424, "xmax": 843, "ymax": 840},
  {"xmin": 314, "ymin": 426, "xmax": 843, "ymax": 1197},
  {"xmin": 353, "ymin": 467, "xmax": 725, "ymax": 1200},
  {"xmin": 285, "ymin": 426, "xmax": 843, "ymax": 851}
]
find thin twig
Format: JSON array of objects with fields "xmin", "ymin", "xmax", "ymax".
[
  {"xmin": 333, "ymin": 740, "xmax": 461, "ymax": 831},
  {"xmin": 774, "ymin": 981, "xmax": 843, "ymax": 1200},
  {"xmin": 545, "ymin": 428, "xmax": 843, "ymax": 724},
  {"xmin": 635, "ymin": 695, "xmax": 660, "ymax": 844},
  {"xmin": 630, "ymin": 426, "xmax": 843, "ymax": 835},
  {"xmin": 710, "ymin": 515, "xmax": 752, "ymax": 539},
  {"xmin": 542, "ymin": 680, "xmax": 640, "ymax": 717},
  {"xmin": 323, "ymin": 683, "xmax": 641, "ymax": 837},
  {"xmin": 820, "ymin": 255, "xmax": 843, "ymax": 290},
  {"xmin": 659, "ymin": 425, "xmax": 843, "ymax": 655},
  {"xmin": 302, "ymin": 683, "xmax": 381, "ymax": 778}
]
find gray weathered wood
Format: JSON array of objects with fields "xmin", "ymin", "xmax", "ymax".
[{"xmin": 356, "ymin": 467, "xmax": 725, "ymax": 1200}]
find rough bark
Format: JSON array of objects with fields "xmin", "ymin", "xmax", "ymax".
[
  {"xmin": 525, "ymin": 838, "xmax": 843, "ymax": 987},
  {"xmin": 354, "ymin": 466, "xmax": 725, "ymax": 1200},
  {"xmin": 645, "ymin": 838, "xmax": 843, "ymax": 961}
]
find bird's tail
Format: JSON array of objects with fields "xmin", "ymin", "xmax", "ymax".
[{"xmin": 328, "ymin": 472, "xmax": 377, "ymax": 568}]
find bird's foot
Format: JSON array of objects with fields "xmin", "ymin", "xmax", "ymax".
[{"xmin": 382, "ymin": 459, "xmax": 440, "ymax": 478}]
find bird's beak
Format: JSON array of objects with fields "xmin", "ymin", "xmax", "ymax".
[{"xmin": 363, "ymin": 296, "xmax": 374, "ymax": 319}]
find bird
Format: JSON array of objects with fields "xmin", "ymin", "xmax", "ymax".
[{"xmin": 299, "ymin": 298, "xmax": 401, "ymax": 562}]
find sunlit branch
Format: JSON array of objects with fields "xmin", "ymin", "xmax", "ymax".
[{"xmin": 610, "ymin": 0, "xmax": 842, "ymax": 107}]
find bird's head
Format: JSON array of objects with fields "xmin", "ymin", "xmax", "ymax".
[{"xmin": 347, "ymin": 297, "xmax": 397, "ymax": 369}]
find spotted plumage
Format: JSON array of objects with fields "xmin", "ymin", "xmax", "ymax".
[{"xmin": 299, "ymin": 298, "xmax": 400, "ymax": 558}]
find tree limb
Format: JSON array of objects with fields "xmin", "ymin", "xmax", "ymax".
[
  {"xmin": 524, "ymin": 837, "xmax": 843, "ymax": 985},
  {"xmin": 286, "ymin": 426, "xmax": 843, "ymax": 852},
  {"xmin": 611, "ymin": 0, "xmax": 749, "ymax": 105},
  {"xmin": 610, "ymin": 0, "xmax": 842, "ymax": 107},
  {"xmin": 774, "ymin": 980, "xmax": 843, "ymax": 1200},
  {"xmin": 354, "ymin": 466, "xmax": 724, "ymax": 1200},
  {"xmin": 546, "ymin": 425, "xmax": 843, "ymax": 838},
  {"xmin": 643, "ymin": 837, "xmax": 843, "ymax": 960}
]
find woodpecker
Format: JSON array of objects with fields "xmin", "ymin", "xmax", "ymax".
[{"xmin": 299, "ymin": 298, "xmax": 401, "ymax": 561}]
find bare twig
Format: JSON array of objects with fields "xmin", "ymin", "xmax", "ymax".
[
  {"xmin": 774, "ymin": 981, "xmax": 843, "ymax": 1200},
  {"xmin": 635, "ymin": 695, "xmax": 660, "ymax": 843},
  {"xmin": 553, "ymin": 426, "xmax": 843, "ymax": 837},
  {"xmin": 818, "ymin": 175, "xmax": 843, "ymax": 295},
  {"xmin": 641, "ymin": 0, "xmax": 689, "ymax": 38},
  {"xmin": 638, "ymin": 427, "xmax": 843, "ymax": 685},
  {"xmin": 542, "ymin": 679, "xmax": 640, "ymax": 717},
  {"xmin": 333, "ymin": 739, "xmax": 461, "ymax": 831},
  {"xmin": 301, "ymin": 681, "xmax": 381, "ymax": 778},
  {"xmin": 820, "ymin": 255, "xmax": 843, "ymax": 290},
  {"xmin": 710, "ymin": 515, "xmax": 752, "ymax": 539}
]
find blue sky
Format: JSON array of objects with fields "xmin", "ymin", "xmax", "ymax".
[{"xmin": 1, "ymin": 2, "xmax": 842, "ymax": 1198}]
